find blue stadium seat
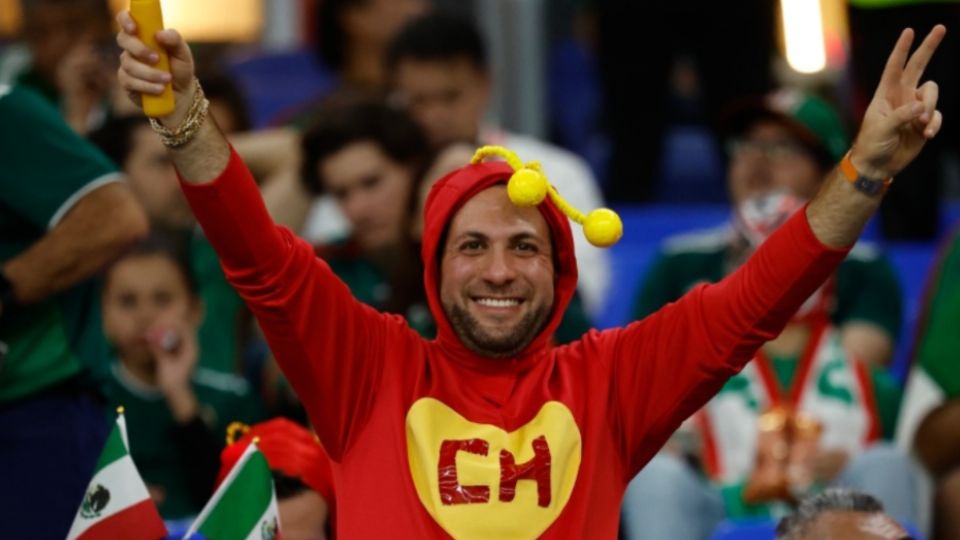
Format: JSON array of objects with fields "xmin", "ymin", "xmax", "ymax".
[
  {"xmin": 595, "ymin": 204, "xmax": 728, "ymax": 329},
  {"xmin": 709, "ymin": 518, "xmax": 777, "ymax": 540},
  {"xmin": 224, "ymin": 48, "xmax": 338, "ymax": 129},
  {"xmin": 656, "ymin": 126, "xmax": 727, "ymax": 204}
]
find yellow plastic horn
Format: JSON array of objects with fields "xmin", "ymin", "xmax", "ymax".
[{"xmin": 470, "ymin": 145, "xmax": 623, "ymax": 247}]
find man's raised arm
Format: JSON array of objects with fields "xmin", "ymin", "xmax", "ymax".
[
  {"xmin": 114, "ymin": 12, "xmax": 399, "ymax": 459},
  {"xmin": 807, "ymin": 26, "xmax": 945, "ymax": 247},
  {"xmin": 612, "ymin": 25, "xmax": 946, "ymax": 473}
]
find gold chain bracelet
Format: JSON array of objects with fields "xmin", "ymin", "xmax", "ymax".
[{"xmin": 149, "ymin": 78, "xmax": 209, "ymax": 149}]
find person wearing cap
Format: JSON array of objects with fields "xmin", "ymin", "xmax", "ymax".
[
  {"xmin": 631, "ymin": 90, "xmax": 903, "ymax": 368},
  {"xmin": 218, "ymin": 418, "xmax": 335, "ymax": 540},
  {"xmin": 115, "ymin": 11, "xmax": 945, "ymax": 538},
  {"xmin": 621, "ymin": 190, "xmax": 915, "ymax": 540}
]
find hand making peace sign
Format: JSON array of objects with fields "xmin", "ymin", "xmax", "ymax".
[{"xmin": 850, "ymin": 25, "xmax": 947, "ymax": 180}]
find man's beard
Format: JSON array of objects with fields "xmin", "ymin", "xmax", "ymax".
[{"xmin": 445, "ymin": 301, "xmax": 551, "ymax": 358}]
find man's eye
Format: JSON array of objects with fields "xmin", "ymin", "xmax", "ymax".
[
  {"xmin": 515, "ymin": 242, "xmax": 537, "ymax": 253},
  {"xmin": 460, "ymin": 240, "xmax": 483, "ymax": 252}
]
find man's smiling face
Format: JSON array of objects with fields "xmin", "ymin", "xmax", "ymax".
[{"xmin": 439, "ymin": 186, "xmax": 554, "ymax": 358}]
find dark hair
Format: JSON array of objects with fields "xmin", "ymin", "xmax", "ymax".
[
  {"xmin": 776, "ymin": 489, "xmax": 886, "ymax": 539},
  {"xmin": 88, "ymin": 115, "xmax": 151, "ymax": 169},
  {"xmin": 106, "ymin": 235, "xmax": 199, "ymax": 297},
  {"xmin": 22, "ymin": 0, "xmax": 110, "ymax": 23},
  {"xmin": 385, "ymin": 12, "xmax": 487, "ymax": 73},
  {"xmin": 300, "ymin": 101, "xmax": 430, "ymax": 195},
  {"xmin": 201, "ymin": 71, "xmax": 252, "ymax": 133},
  {"xmin": 272, "ymin": 470, "xmax": 310, "ymax": 500},
  {"xmin": 314, "ymin": 0, "xmax": 368, "ymax": 71}
]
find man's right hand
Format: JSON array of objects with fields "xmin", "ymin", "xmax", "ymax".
[{"xmin": 115, "ymin": 10, "xmax": 196, "ymax": 129}]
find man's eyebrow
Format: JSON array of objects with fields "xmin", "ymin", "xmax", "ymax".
[
  {"xmin": 510, "ymin": 232, "xmax": 548, "ymax": 245},
  {"xmin": 452, "ymin": 231, "xmax": 487, "ymax": 243}
]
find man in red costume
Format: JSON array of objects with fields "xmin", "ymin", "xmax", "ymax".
[{"xmin": 115, "ymin": 12, "xmax": 945, "ymax": 538}]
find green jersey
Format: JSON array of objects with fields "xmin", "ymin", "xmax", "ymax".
[
  {"xmin": 632, "ymin": 226, "xmax": 903, "ymax": 341},
  {"xmin": 0, "ymin": 85, "xmax": 122, "ymax": 402},
  {"xmin": 101, "ymin": 363, "xmax": 263, "ymax": 519}
]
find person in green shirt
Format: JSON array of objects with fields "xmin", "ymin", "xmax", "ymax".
[
  {"xmin": 632, "ymin": 90, "xmax": 902, "ymax": 367},
  {"xmin": 10, "ymin": 0, "xmax": 118, "ymax": 134},
  {"xmin": 0, "ymin": 84, "xmax": 148, "ymax": 538},
  {"xmin": 896, "ymin": 227, "xmax": 960, "ymax": 539},
  {"xmin": 99, "ymin": 239, "xmax": 262, "ymax": 520},
  {"xmin": 90, "ymin": 115, "xmax": 247, "ymax": 376}
]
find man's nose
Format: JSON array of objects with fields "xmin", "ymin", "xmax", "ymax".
[{"xmin": 481, "ymin": 248, "xmax": 518, "ymax": 285}]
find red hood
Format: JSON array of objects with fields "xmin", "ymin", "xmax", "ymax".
[{"xmin": 421, "ymin": 161, "xmax": 578, "ymax": 371}]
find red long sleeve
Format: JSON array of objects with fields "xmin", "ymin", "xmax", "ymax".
[
  {"xmin": 178, "ymin": 149, "xmax": 414, "ymax": 461},
  {"xmin": 607, "ymin": 209, "xmax": 850, "ymax": 475}
]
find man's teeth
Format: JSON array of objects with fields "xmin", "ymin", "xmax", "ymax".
[{"xmin": 476, "ymin": 298, "xmax": 520, "ymax": 307}]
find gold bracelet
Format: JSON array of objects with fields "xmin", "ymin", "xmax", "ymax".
[{"xmin": 149, "ymin": 78, "xmax": 209, "ymax": 149}]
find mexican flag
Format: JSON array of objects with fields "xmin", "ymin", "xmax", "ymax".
[
  {"xmin": 184, "ymin": 440, "xmax": 281, "ymax": 540},
  {"xmin": 67, "ymin": 409, "xmax": 167, "ymax": 540}
]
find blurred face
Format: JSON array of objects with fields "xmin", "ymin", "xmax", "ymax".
[
  {"xmin": 344, "ymin": 0, "xmax": 428, "ymax": 48},
  {"xmin": 391, "ymin": 58, "xmax": 491, "ymax": 148},
  {"xmin": 320, "ymin": 141, "xmax": 414, "ymax": 251},
  {"xmin": 278, "ymin": 490, "xmax": 328, "ymax": 540},
  {"xmin": 24, "ymin": 1, "xmax": 110, "ymax": 79},
  {"xmin": 727, "ymin": 121, "xmax": 822, "ymax": 206},
  {"xmin": 102, "ymin": 255, "xmax": 200, "ymax": 366},
  {"xmin": 794, "ymin": 511, "xmax": 911, "ymax": 539},
  {"xmin": 440, "ymin": 186, "xmax": 554, "ymax": 357},
  {"xmin": 125, "ymin": 126, "xmax": 195, "ymax": 230}
]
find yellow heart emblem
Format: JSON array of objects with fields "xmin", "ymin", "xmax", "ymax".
[{"xmin": 406, "ymin": 398, "xmax": 582, "ymax": 539}]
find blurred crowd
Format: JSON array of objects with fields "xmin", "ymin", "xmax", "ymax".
[{"xmin": 1, "ymin": 0, "xmax": 959, "ymax": 538}]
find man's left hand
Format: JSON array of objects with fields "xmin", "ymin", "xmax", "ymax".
[{"xmin": 851, "ymin": 25, "xmax": 946, "ymax": 180}]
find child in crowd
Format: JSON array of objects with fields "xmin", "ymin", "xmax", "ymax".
[{"xmin": 99, "ymin": 238, "xmax": 262, "ymax": 520}]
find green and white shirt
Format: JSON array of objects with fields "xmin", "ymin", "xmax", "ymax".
[
  {"xmin": 697, "ymin": 324, "xmax": 900, "ymax": 518},
  {"xmin": 0, "ymin": 84, "xmax": 122, "ymax": 402}
]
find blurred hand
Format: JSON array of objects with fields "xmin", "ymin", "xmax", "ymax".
[
  {"xmin": 851, "ymin": 25, "xmax": 946, "ymax": 179},
  {"xmin": 146, "ymin": 316, "xmax": 199, "ymax": 421},
  {"xmin": 56, "ymin": 42, "xmax": 113, "ymax": 133},
  {"xmin": 115, "ymin": 9, "xmax": 196, "ymax": 127}
]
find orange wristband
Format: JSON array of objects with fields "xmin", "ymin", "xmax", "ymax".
[{"xmin": 840, "ymin": 152, "xmax": 892, "ymax": 196}]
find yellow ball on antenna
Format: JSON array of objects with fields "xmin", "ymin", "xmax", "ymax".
[
  {"xmin": 583, "ymin": 208, "xmax": 623, "ymax": 247},
  {"xmin": 507, "ymin": 168, "xmax": 548, "ymax": 207}
]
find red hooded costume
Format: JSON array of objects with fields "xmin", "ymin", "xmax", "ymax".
[{"xmin": 180, "ymin": 148, "xmax": 848, "ymax": 539}]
